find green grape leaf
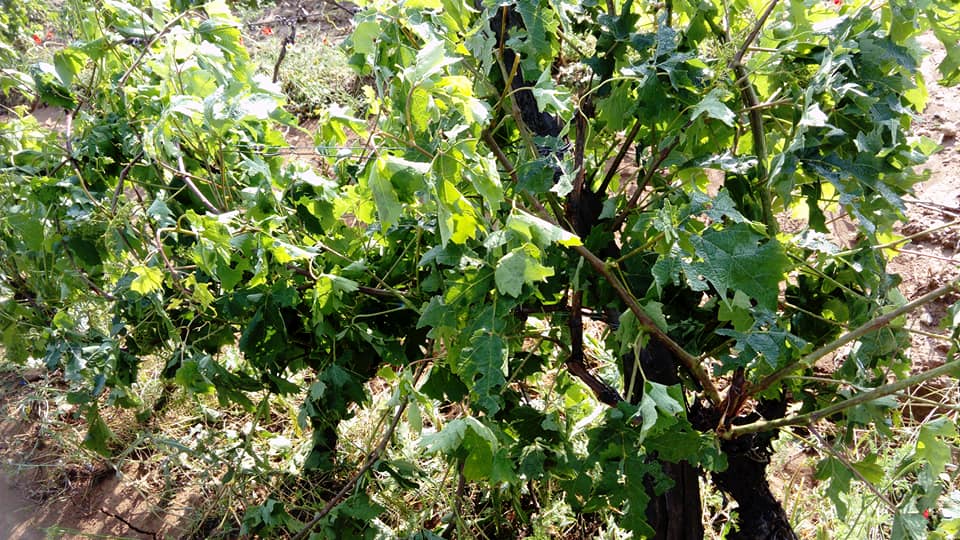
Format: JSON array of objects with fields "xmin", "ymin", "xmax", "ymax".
[
  {"xmin": 420, "ymin": 417, "xmax": 498, "ymax": 480},
  {"xmin": 82, "ymin": 406, "xmax": 114, "ymax": 457},
  {"xmin": 457, "ymin": 333, "xmax": 508, "ymax": 415},
  {"xmin": 715, "ymin": 326, "xmax": 807, "ymax": 369},
  {"xmin": 685, "ymin": 224, "xmax": 790, "ymax": 311},
  {"xmin": 690, "ymin": 88, "xmax": 735, "ymax": 126},
  {"xmin": 65, "ymin": 237, "xmax": 103, "ymax": 268},
  {"xmin": 495, "ymin": 245, "xmax": 555, "ymax": 297},
  {"xmin": 892, "ymin": 501, "xmax": 929, "ymax": 540},
  {"xmin": 513, "ymin": 0, "xmax": 559, "ymax": 73},
  {"xmin": 436, "ymin": 179, "xmax": 481, "ymax": 245},
  {"xmin": 30, "ymin": 62, "xmax": 75, "ymax": 108},
  {"xmin": 916, "ymin": 417, "xmax": 957, "ymax": 477},
  {"xmin": 417, "ymin": 297, "xmax": 457, "ymax": 333},
  {"xmin": 351, "ymin": 20, "xmax": 380, "ymax": 55},
  {"xmin": 647, "ymin": 382, "xmax": 684, "ymax": 416},
  {"xmin": 421, "ymin": 418, "xmax": 468, "ymax": 454},
  {"xmin": 241, "ymin": 498, "xmax": 304, "ymax": 535},
  {"xmin": 489, "ymin": 448, "xmax": 519, "ymax": 484},
  {"xmin": 175, "ymin": 358, "xmax": 216, "ymax": 395},
  {"xmin": 335, "ymin": 492, "xmax": 382, "ymax": 522},
  {"xmin": 597, "ymin": 81, "xmax": 638, "ymax": 131},
  {"xmin": 531, "ymin": 67, "xmax": 571, "ymax": 118},
  {"xmin": 53, "ymin": 47, "xmax": 85, "ymax": 87},
  {"xmin": 506, "ymin": 210, "xmax": 582, "ymax": 247},
  {"xmin": 410, "ymin": 40, "xmax": 459, "ymax": 84},
  {"xmin": 368, "ymin": 158, "xmax": 403, "ymax": 230},
  {"xmin": 131, "ymin": 265, "xmax": 164, "ymax": 295},
  {"xmin": 800, "ymin": 102, "xmax": 830, "ymax": 127},
  {"xmin": 637, "ymin": 382, "xmax": 683, "ymax": 441},
  {"xmin": 460, "ymin": 152, "xmax": 503, "ymax": 207},
  {"xmin": 815, "ymin": 456, "xmax": 853, "ymax": 520},
  {"xmin": 462, "ymin": 427, "xmax": 496, "ymax": 480},
  {"xmin": 851, "ymin": 453, "xmax": 885, "ymax": 485}
]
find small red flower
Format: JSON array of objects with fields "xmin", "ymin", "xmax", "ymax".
[
  {"xmin": 32, "ymin": 34, "xmax": 42, "ymax": 45},
  {"xmin": 45, "ymin": 30, "xmax": 54, "ymax": 40},
  {"xmin": 832, "ymin": 0, "xmax": 842, "ymax": 5},
  {"xmin": 261, "ymin": 26, "xmax": 273, "ymax": 36},
  {"xmin": 923, "ymin": 508, "xmax": 931, "ymax": 519}
]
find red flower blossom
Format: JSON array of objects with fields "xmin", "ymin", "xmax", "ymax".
[
  {"xmin": 832, "ymin": 0, "xmax": 842, "ymax": 5},
  {"xmin": 923, "ymin": 508, "xmax": 931, "ymax": 519},
  {"xmin": 46, "ymin": 30, "xmax": 54, "ymax": 40},
  {"xmin": 261, "ymin": 26, "xmax": 273, "ymax": 36},
  {"xmin": 32, "ymin": 34, "xmax": 42, "ymax": 45}
]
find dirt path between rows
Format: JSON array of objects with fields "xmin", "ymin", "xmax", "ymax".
[
  {"xmin": 0, "ymin": 481, "xmax": 44, "ymax": 540},
  {"xmin": 0, "ymin": 373, "xmax": 60, "ymax": 540},
  {"xmin": 0, "ymin": 370, "xmax": 196, "ymax": 539}
]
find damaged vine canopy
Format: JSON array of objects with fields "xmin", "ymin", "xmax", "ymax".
[{"xmin": 1, "ymin": 0, "xmax": 959, "ymax": 537}]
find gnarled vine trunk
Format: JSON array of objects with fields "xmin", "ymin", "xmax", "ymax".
[
  {"xmin": 624, "ymin": 341, "xmax": 704, "ymax": 540},
  {"xmin": 491, "ymin": 4, "xmax": 797, "ymax": 537}
]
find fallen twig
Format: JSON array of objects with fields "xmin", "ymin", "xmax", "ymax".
[
  {"xmin": 290, "ymin": 399, "xmax": 408, "ymax": 540},
  {"xmin": 100, "ymin": 507, "xmax": 158, "ymax": 539}
]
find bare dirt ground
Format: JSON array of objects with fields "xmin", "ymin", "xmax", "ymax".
[
  {"xmin": 0, "ymin": 480, "xmax": 43, "ymax": 540},
  {"xmin": 890, "ymin": 34, "xmax": 960, "ymax": 372},
  {"xmin": 0, "ymin": 371, "xmax": 204, "ymax": 539}
]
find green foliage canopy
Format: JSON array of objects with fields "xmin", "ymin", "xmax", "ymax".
[{"xmin": 1, "ymin": 0, "xmax": 959, "ymax": 536}]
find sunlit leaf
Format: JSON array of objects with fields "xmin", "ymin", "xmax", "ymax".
[
  {"xmin": 495, "ymin": 244, "xmax": 555, "ymax": 297},
  {"xmin": 130, "ymin": 265, "xmax": 164, "ymax": 295},
  {"xmin": 690, "ymin": 88, "xmax": 736, "ymax": 126}
]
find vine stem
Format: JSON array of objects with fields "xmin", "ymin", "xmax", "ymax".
[
  {"xmin": 736, "ymin": 66, "xmax": 775, "ymax": 234},
  {"xmin": 807, "ymin": 424, "xmax": 897, "ymax": 512},
  {"xmin": 481, "ymin": 131, "xmax": 722, "ymax": 404},
  {"xmin": 440, "ymin": 459, "xmax": 468, "ymax": 538},
  {"xmin": 149, "ymin": 145, "xmax": 223, "ymax": 214},
  {"xmin": 63, "ymin": 109, "xmax": 106, "ymax": 213},
  {"xmin": 894, "ymin": 248, "xmax": 959, "ymax": 264},
  {"xmin": 271, "ymin": 1, "xmax": 301, "ymax": 83},
  {"xmin": 481, "ymin": 130, "xmax": 518, "ymax": 182},
  {"xmin": 246, "ymin": 1, "xmax": 356, "ymax": 27},
  {"xmin": 836, "ymin": 218, "xmax": 960, "ymax": 255},
  {"xmin": 715, "ymin": 0, "xmax": 781, "ymax": 233},
  {"xmin": 727, "ymin": 355, "xmax": 960, "ymax": 439},
  {"xmin": 751, "ymin": 278, "xmax": 960, "ymax": 397},
  {"xmin": 730, "ymin": 0, "xmax": 781, "ymax": 69},
  {"xmin": 290, "ymin": 398, "xmax": 408, "ymax": 540},
  {"xmin": 110, "ymin": 149, "xmax": 144, "ymax": 214},
  {"xmin": 568, "ymin": 242, "xmax": 721, "ymax": 404},
  {"xmin": 608, "ymin": 135, "xmax": 681, "ymax": 232},
  {"xmin": 52, "ymin": 216, "xmax": 116, "ymax": 301},
  {"xmin": 596, "ymin": 117, "xmax": 643, "ymax": 195},
  {"xmin": 117, "ymin": 9, "xmax": 192, "ymax": 87}
]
